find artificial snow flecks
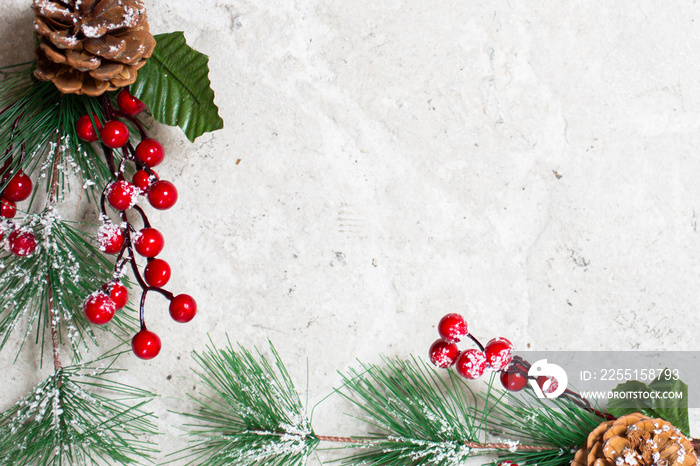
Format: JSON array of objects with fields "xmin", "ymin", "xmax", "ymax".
[
  {"xmin": 383, "ymin": 437, "xmax": 473, "ymax": 466},
  {"xmin": 97, "ymin": 216, "xmax": 124, "ymax": 253},
  {"xmin": 0, "ymin": 359, "xmax": 157, "ymax": 465},
  {"xmin": 0, "ymin": 210, "xmax": 134, "ymax": 359}
]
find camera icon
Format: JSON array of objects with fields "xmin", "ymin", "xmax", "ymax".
[{"xmin": 528, "ymin": 359, "xmax": 568, "ymax": 399}]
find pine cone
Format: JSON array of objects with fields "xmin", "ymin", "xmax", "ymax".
[
  {"xmin": 32, "ymin": 0, "xmax": 156, "ymax": 96},
  {"xmin": 572, "ymin": 413, "xmax": 697, "ymax": 466}
]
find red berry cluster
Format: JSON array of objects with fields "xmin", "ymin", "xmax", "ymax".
[
  {"xmin": 429, "ymin": 313, "xmax": 516, "ymax": 382},
  {"xmin": 429, "ymin": 313, "xmax": 559, "ymax": 395},
  {"xmin": 0, "ymin": 124, "xmax": 38, "ymax": 257},
  {"xmin": 79, "ymin": 88, "xmax": 196, "ymax": 360}
]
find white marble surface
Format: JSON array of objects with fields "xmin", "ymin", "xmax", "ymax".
[{"xmin": 2, "ymin": 1, "xmax": 700, "ymax": 464}]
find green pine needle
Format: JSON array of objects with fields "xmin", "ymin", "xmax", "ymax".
[
  {"xmin": 0, "ymin": 352, "xmax": 158, "ymax": 465},
  {"xmin": 174, "ymin": 344, "xmax": 609, "ymax": 466},
  {"xmin": 485, "ymin": 389, "xmax": 604, "ymax": 466},
  {"xmin": 173, "ymin": 338, "xmax": 318, "ymax": 466},
  {"xmin": 0, "ymin": 63, "xmax": 111, "ymax": 204},
  {"xmin": 0, "ymin": 209, "xmax": 137, "ymax": 360},
  {"xmin": 337, "ymin": 356, "xmax": 491, "ymax": 465}
]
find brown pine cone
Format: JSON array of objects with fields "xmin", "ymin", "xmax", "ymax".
[
  {"xmin": 572, "ymin": 413, "xmax": 697, "ymax": 466},
  {"xmin": 32, "ymin": 0, "xmax": 156, "ymax": 96}
]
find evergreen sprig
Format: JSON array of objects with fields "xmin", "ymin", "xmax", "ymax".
[
  {"xmin": 486, "ymin": 389, "xmax": 603, "ymax": 466},
  {"xmin": 0, "ymin": 63, "xmax": 110, "ymax": 203},
  {"xmin": 177, "ymin": 341, "xmax": 609, "ymax": 466},
  {"xmin": 337, "ymin": 356, "xmax": 487, "ymax": 465},
  {"xmin": 0, "ymin": 352, "xmax": 158, "ymax": 465},
  {"xmin": 0, "ymin": 210, "xmax": 136, "ymax": 359},
  {"xmin": 173, "ymin": 338, "xmax": 318, "ymax": 466}
]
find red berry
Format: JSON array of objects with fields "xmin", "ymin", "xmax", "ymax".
[
  {"xmin": 169, "ymin": 294, "xmax": 197, "ymax": 323},
  {"xmin": 97, "ymin": 222, "xmax": 124, "ymax": 254},
  {"xmin": 1, "ymin": 198, "xmax": 16, "ymax": 218},
  {"xmin": 484, "ymin": 337, "xmax": 513, "ymax": 371},
  {"xmin": 455, "ymin": 349, "xmax": 487, "ymax": 379},
  {"xmin": 102, "ymin": 282, "xmax": 129, "ymax": 309},
  {"xmin": 498, "ymin": 462, "xmax": 518, "ymax": 466},
  {"xmin": 100, "ymin": 120, "xmax": 130, "ymax": 148},
  {"xmin": 76, "ymin": 114, "xmax": 102, "ymax": 142},
  {"xmin": 437, "ymin": 313, "xmax": 468, "ymax": 343},
  {"xmin": 144, "ymin": 258, "xmax": 171, "ymax": 287},
  {"xmin": 134, "ymin": 139, "xmax": 164, "ymax": 167},
  {"xmin": 3, "ymin": 171, "xmax": 33, "ymax": 202},
  {"xmin": 83, "ymin": 293, "xmax": 116, "ymax": 325},
  {"xmin": 133, "ymin": 227, "xmax": 164, "ymax": 258},
  {"xmin": 537, "ymin": 375, "xmax": 559, "ymax": 395},
  {"xmin": 8, "ymin": 230, "xmax": 37, "ymax": 256},
  {"xmin": 106, "ymin": 180, "xmax": 139, "ymax": 211},
  {"xmin": 428, "ymin": 339, "xmax": 459, "ymax": 368},
  {"xmin": 147, "ymin": 180, "xmax": 178, "ymax": 210},
  {"xmin": 132, "ymin": 169, "xmax": 158, "ymax": 192},
  {"xmin": 117, "ymin": 88, "xmax": 146, "ymax": 116},
  {"xmin": 500, "ymin": 368, "xmax": 528, "ymax": 392},
  {"xmin": 132, "ymin": 328, "xmax": 161, "ymax": 359}
]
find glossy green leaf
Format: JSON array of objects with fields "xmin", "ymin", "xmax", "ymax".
[
  {"xmin": 131, "ymin": 31, "xmax": 224, "ymax": 142},
  {"xmin": 608, "ymin": 373, "xmax": 689, "ymax": 436}
]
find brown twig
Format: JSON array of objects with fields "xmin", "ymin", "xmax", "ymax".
[
  {"xmin": 49, "ymin": 136, "xmax": 62, "ymax": 374},
  {"xmin": 314, "ymin": 435, "xmax": 558, "ymax": 451}
]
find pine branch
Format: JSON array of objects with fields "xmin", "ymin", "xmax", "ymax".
[
  {"xmin": 0, "ymin": 63, "xmax": 112, "ymax": 204},
  {"xmin": 172, "ymin": 338, "xmax": 318, "ymax": 466},
  {"xmin": 0, "ymin": 212, "xmax": 137, "ymax": 359},
  {"xmin": 336, "ymin": 356, "xmax": 488, "ymax": 464},
  {"xmin": 176, "ymin": 341, "xmax": 588, "ymax": 466},
  {"xmin": 484, "ymin": 388, "xmax": 605, "ymax": 466},
  {"xmin": 0, "ymin": 351, "xmax": 158, "ymax": 465}
]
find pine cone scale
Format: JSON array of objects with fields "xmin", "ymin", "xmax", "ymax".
[
  {"xmin": 572, "ymin": 413, "xmax": 697, "ymax": 466},
  {"xmin": 33, "ymin": 0, "xmax": 154, "ymax": 96}
]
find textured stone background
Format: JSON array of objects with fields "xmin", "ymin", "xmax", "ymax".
[{"xmin": 1, "ymin": 1, "xmax": 700, "ymax": 464}]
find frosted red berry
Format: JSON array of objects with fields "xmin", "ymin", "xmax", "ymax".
[
  {"xmin": 132, "ymin": 328, "xmax": 161, "ymax": 359},
  {"xmin": 428, "ymin": 339, "xmax": 459, "ymax": 368},
  {"xmin": 455, "ymin": 349, "xmax": 487, "ymax": 379},
  {"xmin": 8, "ymin": 230, "xmax": 37, "ymax": 256},
  {"xmin": 102, "ymin": 282, "xmax": 129, "ymax": 309},
  {"xmin": 117, "ymin": 88, "xmax": 146, "ymax": 116},
  {"xmin": 97, "ymin": 222, "xmax": 124, "ymax": 254},
  {"xmin": 83, "ymin": 293, "xmax": 116, "ymax": 325},
  {"xmin": 169, "ymin": 294, "xmax": 197, "ymax": 323},
  {"xmin": 484, "ymin": 337, "xmax": 513, "ymax": 371},
  {"xmin": 500, "ymin": 367, "xmax": 528, "ymax": 392},
  {"xmin": 100, "ymin": 120, "xmax": 130, "ymax": 148},
  {"xmin": 1, "ymin": 198, "xmax": 16, "ymax": 218},
  {"xmin": 437, "ymin": 313, "xmax": 468, "ymax": 343},
  {"xmin": 3, "ymin": 171, "xmax": 33, "ymax": 202},
  {"xmin": 133, "ymin": 227, "xmax": 164, "ymax": 258},
  {"xmin": 537, "ymin": 375, "xmax": 559, "ymax": 395},
  {"xmin": 132, "ymin": 169, "xmax": 158, "ymax": 192},
  {"xmin": 147, "ymin": 180, "xmax": 178, "ymax": 210},
  {"xmin": 498, "ymin": 462, "xmax": 519, "ymax": 466},
  {"xmin": 76, "ymin": 114, "xmax": 102, "ymax": 142},
  {"xmin": 106, "ymin": 180, "xmax": 139, "ymax": 211},
  {"xmin": 134, "ymin": 139, "xmax": 164, "ymax": 167},
  {"xmin": 144, "ymin": 258, "xmax": 171, "ymax": 287}
]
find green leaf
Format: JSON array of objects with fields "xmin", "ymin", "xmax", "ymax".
[
  {"xmin": 131, "ymin": 31, "xmax": 224, "ymax": 142},
  {"xmin": 608, "ymin": 373, "xmax": 690, "ymax": 436},
  {"xmin": 647, "ymin": 375, "xmax": 690, "ymax": 436}
]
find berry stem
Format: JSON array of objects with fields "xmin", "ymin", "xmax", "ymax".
[
  {"xmin": 131, "ymin": 205, "xmax": 151, "ymax": 228},
  {"xmin": 113, "ymin": 110, "xmax": 148, "ymax": 140},
  {"xmin": 467, "ymin": 333, "xmax": 485, "ymax": 352}
]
